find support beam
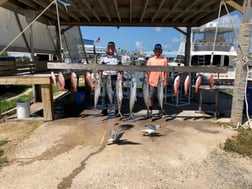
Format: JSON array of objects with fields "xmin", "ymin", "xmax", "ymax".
[
  {"xmin": 98, "ymin": 0, "xmax": 111, "ymax": 22},
  {"xmin": 226, "ymin": 0, "xmax": 244, "ymax": 13},
  {"xmin": 113, "ymin": 0, "xmax": 121, "ymax": 22},
  {"xmin": 0, "ymin": 76, "xmax": 51, "ymax": 85},
  {"xmin": 161, "ymin": 0, "xmax": 183, "ymax": 23},
  {"xmin": 47, "ymin": 62, "xmax": 228, "ymax": 73},
  {"xmin": 140, "ymin": 0, "xmax": 149, "ymax": 22}
]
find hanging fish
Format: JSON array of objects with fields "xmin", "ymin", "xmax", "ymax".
[
  {"xmin": 184, "ymin": 74, "xmax": 191, "ymax": 96},
  {"xmin": 106, "ymin": 75, "xmax": 114, "ymax": 112},
  {"xmin": 129, "ymin": 73, "xmax": 137, "ymax": 120},
  {"xmin": 209, "ymin": 74, "xmax": 214, "ymax": 92},
  {"xmin": 194, "ymin": 75, "xmax": 202, "ymax": 93},
  {"xmin": 94, "ymin": 73, "xmax": 101, "ymax": 111},
  {"xmin": 142, "ymin": 73, "xmax": 151, "ymax": 118},
  {"xmin": 58, "ymin": 71, "xmax": 65, "ymax": 91},
  {"xmin": 70, "ymin": 71, "xmax": 78, "ymax": 92},
  {"xmin": 157, "ymin": 75, "xmax": 164, "ymax": 112},
  {"xmin": 173, "ymin": 75, "xmax": 181, "ymax": 96},
  {"xmin": 116, "ymin": 72, "xmax": 123, "ymax": 117},
  {"xmin": 50, "ymin": 71, "xmax": 57, "ymax": 88}
]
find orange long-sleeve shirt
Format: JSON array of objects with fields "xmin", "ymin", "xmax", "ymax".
[{"xmin": 146, "ymin": 55, "xmax": 168, "ymax": 87}]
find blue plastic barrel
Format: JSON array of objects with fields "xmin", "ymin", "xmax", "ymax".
[
  {"xmin": 247, "ymin": 86, "xmax": 252, "ymax": 115},
  {"xmin": 75, "ymin": 91, "xmax": 85, "ymax": 105}
]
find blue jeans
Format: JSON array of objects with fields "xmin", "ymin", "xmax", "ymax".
[{"xmin": 101, "ymin": 75, "xmax": 118, "ymax": 110}]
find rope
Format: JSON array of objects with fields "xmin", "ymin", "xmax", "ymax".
[
  {"xmin": 223, "ymin": 0, "xmax": 245, "ymax": 57},
  {"xmin": 0, "ymin": 0, "xmax": 57, "ymax": 54},
  {"xmin": 244, "ymin": 59, "xmax": 251, "ymax": 129},
  {"xmin": 223, "ymin": 1, "xmax": 239, "ymax": 46},
  {"xmin": 55, "ymin": 1, "xmax": 64, "ymax": 61},
  {"xmin": 210, "ymin": 0, "xmax": 223, "ymax": 65}
]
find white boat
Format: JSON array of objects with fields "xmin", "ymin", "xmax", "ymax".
[
  {"xmin": 171, "ymin": 22, "xmax": 238, "ymax": 83},
  {"xmin": 191, "ymin": 22, "xmax": 237, "ymax": 82}
]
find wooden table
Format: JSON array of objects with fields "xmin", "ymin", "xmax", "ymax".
[
  {"xmin": 0, "ymin": 75, "xmax": 53, "ymax": 121},
  {"xmin": 194, "ymin": 85, "xmax": 233, "ymax": 119}
]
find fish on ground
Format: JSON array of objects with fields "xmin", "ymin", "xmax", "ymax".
[
  {"xmin": 70, "ymin": 71, "xmax": 78, "ymax": 92},
  {"xmin": 157, "ymin": 75, "xmax": 164, "ymax": 113},
  {"xmin": 129, "ymin": 73, "xmax": 137, "ymax": 120},
  {"xmin": 141, "ymin": 123, "xmax": 161, "ymax": 136},
  {"xmin": 116, "ymin": 72, "xmax": 123, "ymax": 117},
  {"xmin": 184, "ymin": 74, "xmax": 191, "ymax": 96},
  {"xmin": 106, "ymin": 75, "xmax": 114, "ymax": 112},
  {"xmin": 194, "ymin": 75, "xmax": 202, "ymax": 93},
  {"xmin": 94, "ymin": 73, "xmax": 101, "ymax": 111},
  {"xmin": 58, "ymin": 71, "xmax": 65, "ymax": 91},
  {"xmin": 208, "ymin": 74, "xmax": 214, "ymax": 92},
  {"xmin": 173, "ymin": 75, "xmax": 181, "ymax": 96},
  {"xmin": 50, "ymin": 71, "xmax": 57, "ymax": 89},
  {"xmin": 107, "ymin": 123, "xmax": 134, "ymax": 144},
  {"xmin": 142, "ymin": 73, "xmax": 151, "ymax": 118}
]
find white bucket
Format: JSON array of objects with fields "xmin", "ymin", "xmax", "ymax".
[{"xmin": 16, "ymin": 102, "xmax": 30, "ymax": 119}]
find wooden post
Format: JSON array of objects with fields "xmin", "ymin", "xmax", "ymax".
[
  {"xmin": 231, "ymin": 0, "xmax": 251, "ymax": 124},
  {"xmin": 33, "ymin": 85, "xmax": 42, "ymax": 102},
  {"xmin": 41, "ymin": 84, "xmax": 54, "ymax": 121},
  {"xmin": 0, "ymin": 97, "xmax": 2, "ymax": 120},
  {"xmin": 185, "ymin": 26, "xmax": 191, "ymax": 66}
]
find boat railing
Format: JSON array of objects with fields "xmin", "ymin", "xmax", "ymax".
[{"xmin": 192, "ymin": 41, "xmax": 234, "ymax": 52}]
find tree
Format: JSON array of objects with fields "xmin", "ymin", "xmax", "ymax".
[{"xmin": 231, "ymin": 0, "xmax": 251, "ymax": 128}]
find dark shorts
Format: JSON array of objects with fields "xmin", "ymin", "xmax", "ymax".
[{"xmin": 149, "ymin": 85, "xmax": 157, "ymax": 98}]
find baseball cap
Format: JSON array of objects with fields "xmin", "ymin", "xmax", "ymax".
[
  {"xmin": 154, "ymin": 43, "xmax": 162, "ymax": 49},
  {"xmin": 107, "ymin": 41, "xmax": 115, "ymax": 46}
]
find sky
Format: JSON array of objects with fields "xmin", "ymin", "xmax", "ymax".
[{"xmin": 80, "ymin": 11, "xmax": 242, "ymax": 53}]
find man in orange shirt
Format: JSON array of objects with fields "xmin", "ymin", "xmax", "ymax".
[{"xmin": 146, "ymin": 43, "xmax": 168, "ymax": 117}]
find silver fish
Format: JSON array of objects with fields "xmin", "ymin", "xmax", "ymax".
[
  {"xmin": 129, "ymin": 73, "xmax": 137, "ymax": 119},
  {"xmin": 142, "ymin": 73, "xmax": 151, "ymax": 118},
  {"xmin": 94, "ymin": 73, "xmax": 101, "ymax": 110},
  {"xmin": 157, "ymin": 75, "xmax": 164, "ymax": 113},
  {"xmin": 107, "ymin": 123, "xmax": 134, "ymax": 144},
  {"xmin": 106, "ymin": 75, "xmax": 114, "ymax": 111},
  {"xmin": 141, "ymin": 123, "xmax": 161, "ymax": 136},
  {"xmin": 116, "ymin": 72, "xmax": 123, "ymax": 117}
]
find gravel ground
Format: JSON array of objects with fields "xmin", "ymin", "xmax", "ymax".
[{"xmin": 0, "ymin": 109, "xmax": 252, "ymax": 189}]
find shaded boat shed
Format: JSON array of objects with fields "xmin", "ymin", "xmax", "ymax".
[{"xmin": 0, "ymin": 0, "xmax": 250, "ymax": 125}]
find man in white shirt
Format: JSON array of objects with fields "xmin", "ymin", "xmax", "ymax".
[{"xmin": 99, "ymin": 41, "xmax": 123, "ymax": 116}]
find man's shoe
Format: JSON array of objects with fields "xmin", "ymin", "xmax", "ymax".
[
  {"xmin": 101, "ymin": 109, "xmax": 108, "ymax": 116},
  {"xmin": 158, "ymin": 110, "xmax": 164, "ymax": 118},
  {"xmin": 114, "ymin": 110, "xmax": 121, "ymax": 117},
  {"xmin": 146, "ymin": 111, "xmax": 152, "ymax": 118}
]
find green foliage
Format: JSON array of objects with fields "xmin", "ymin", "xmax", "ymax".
[
  {"xmin": 0, "ymin": 149, "xmax": 4, "ymax": 156},
  {"xmin": 0, "ymin": 92, "xmax": 33, "ymax": 113},
  {"xmin": 220, "ymin": 90, "xmax": 233, "ymax": 96},
  {"xmin": 0, "ymin": 139, "xmax": 8, "ymax": 146},
  {"xmin": 15, "ymin": 56, "xmax": 31, "ymax": 61},
  {"xmin": 0, "ymin": 139, "xmax": 9, "ymax": 167},
  {"xmin": 224, "ymin": 128, "xmax": 252, "ymax": 157},
  {"xmin": 0, "ymin": 52, "xmax": 8, "ymax": 56},
  {"xmin": 0, "ymin": 85, "xmax": 31, "ymax": 95},
  {"xmin": 0, "ymin": 156, "xmax": 8, "ymax": 165}
]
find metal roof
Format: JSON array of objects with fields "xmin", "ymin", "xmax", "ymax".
[{"xmin": 0, "ymin": 0, "xmax": 244, "ymax": 27}]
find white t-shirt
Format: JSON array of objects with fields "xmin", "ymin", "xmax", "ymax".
[{"xmin": 100, "ymin": 54, "xmax": 121, "ymax": 76}]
